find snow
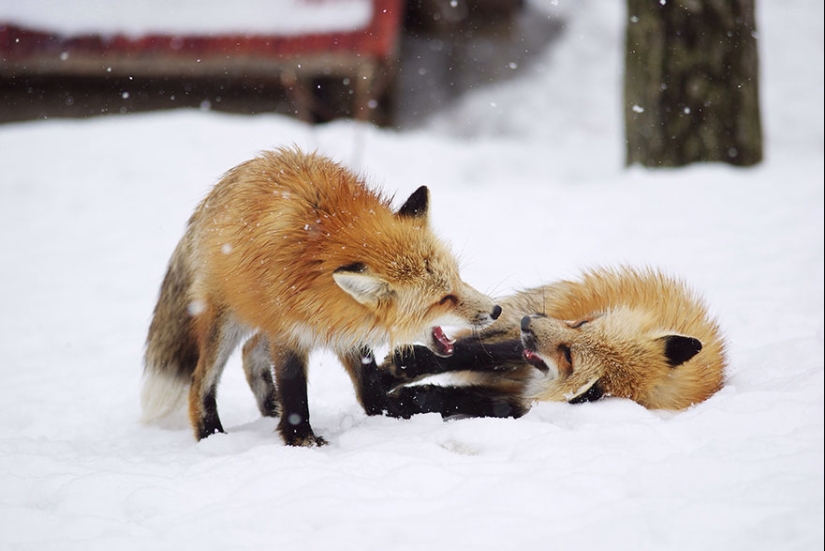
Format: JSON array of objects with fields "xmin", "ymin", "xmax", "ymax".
[
  {"xmin": 0, "ymin": 0, "xmax": 822, "ymax": 550},
  {"xmin": 0, "ymin": 0, "xmax": 372, "ymax": 37}
]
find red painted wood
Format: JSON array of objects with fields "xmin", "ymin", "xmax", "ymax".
[{"xmin": 0, "ymin": 0, "xmax": 402, "ymax": 63}]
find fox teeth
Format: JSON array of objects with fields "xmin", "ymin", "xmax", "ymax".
[{"xmin": 431, "ymin": 326, "xmax": 455, "ymax": 356}]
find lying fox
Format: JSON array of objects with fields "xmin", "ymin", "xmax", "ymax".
[
  {"xmin": 142, "ymin": 147, "xmax": 500, "ymax": 445},
  {"xmin": 372, "ymin": 267, "xmax": 726, "ymax": 418}
]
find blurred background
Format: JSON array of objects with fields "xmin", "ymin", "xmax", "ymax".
[
  {"xmin": 0, "ymin": 0, "xmax": 770, "ymax": 168},
  {"xmin": 0, "ymin": 0, "xmax": 556, "ymax": 128}
]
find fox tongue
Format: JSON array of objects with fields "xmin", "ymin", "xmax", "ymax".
[
  {"xmin": 523, "ymin": 349, "xmax": 549, "ymax": 373},
  {"xmin": 432, "ymin": 326, "xmax": 455, "ymax": 356}
]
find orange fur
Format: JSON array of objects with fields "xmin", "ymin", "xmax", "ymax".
[
  {"xmin": 143, "ymin": 147, "xmax": 499, "ymax": 444},
  {"xmin": 450, "ymin": 267, "xmax": 727, "ymax": 410}
]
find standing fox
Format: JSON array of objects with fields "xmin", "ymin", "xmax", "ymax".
[
  {"xmin": 142, "ymin": 147, "xmax": 500, "ymax": 446},
  {"xmin": 373, "ymin": 267, "xmax": 726, "ymax": 418}
]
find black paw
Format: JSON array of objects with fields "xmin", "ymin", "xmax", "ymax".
[
  {"xmin": 278, "ymin": 418, "xmax": 327, "ymax": 447},
  {"xmin": 284, "ymin": 433, "xmax": 328, "ymax": 447},
  {"xmin": 387, "ymin": 345, "xmax": 439, "ymax": 380},
  {"xmin": 195, "ymin": 407, "xmax": 226, "ymax": 441},
  {"xmin": 196, "ymin": 422, "xmax": 226, "ymax": 441},
  {"xmin": 260, "ymin": 393, "xmax": 281, "ymax": 418}
]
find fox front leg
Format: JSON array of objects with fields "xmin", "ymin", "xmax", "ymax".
[
  {"xmin": 338, "ymin": 346, "xmax": 399, "ymax": 416},
  {"xmin": 384, "ymin": 384, "xmax": 529, "ymax": 420},
  {"xmin": 387, "ymin": 337, "xmax": 526, "ymax": 381},
  {"xmin": 272, "ymin": 347, "xmax": 327, "ymax": 447}
]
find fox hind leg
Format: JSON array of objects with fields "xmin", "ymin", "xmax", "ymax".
[
  {"xmin": 189, "ymin": 311, "xmax": 247, "ymax": 440},
  {"xmin": 242, "ymin": 333, "xmax": 280, "ymax": 418}
]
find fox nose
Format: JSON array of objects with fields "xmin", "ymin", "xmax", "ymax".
[
  {"xmin": 491, "ymin": 305, "xmax": 502, "ymax": 320},
  {"xmin": 520, "ymin": 315, "xmax": 532, "ymax": 331}
]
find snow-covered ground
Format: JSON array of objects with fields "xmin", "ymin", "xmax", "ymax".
[{"xmin": 0, "ymin": 1, "xmax": 822, "ymax": 550}]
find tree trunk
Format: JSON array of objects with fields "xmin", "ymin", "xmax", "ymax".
[{"xmin": 625, "ymin": 0, "xmax": 763, "ymax": 167}]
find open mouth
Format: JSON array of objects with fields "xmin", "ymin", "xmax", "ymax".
[
  {"xmin": 523, "ymin": 348, "xmax": 549, "ymax": 373},
  {"xmin": 431, "ymin": 326, "xmax": 455, "ymax": 357}
]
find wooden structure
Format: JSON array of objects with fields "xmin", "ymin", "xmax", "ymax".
[
  {"xmin": 0, "ymin": 0, "xmax": 403, "ymax": 123},
  {"xmin": 624, "ymin": 0, "xmax": 762, "ymax": 167}
]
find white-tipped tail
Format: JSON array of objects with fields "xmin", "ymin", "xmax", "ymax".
[{"xmin": 140, "ymin": 367, "xmax": 189, "ymax": 424}]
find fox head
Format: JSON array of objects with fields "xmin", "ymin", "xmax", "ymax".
[
  {"xmin": 332, "ymin": 186, "xmax": 501, "ymax": 356},
  {"xmin": 520, "ymin": 307, "xmax": 710, "ymax": 410}
]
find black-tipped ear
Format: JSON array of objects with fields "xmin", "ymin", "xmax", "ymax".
[
  {"xmin": 396, "ymin": 186, "xmax": 429, "ymax": 219},
  {"xmin": 568, "ymin": 379, "xmax": 604, "ymax": 404},
  {"xmin": 660, "ymin": 335, "xmax": 703, "ymax": 367}
]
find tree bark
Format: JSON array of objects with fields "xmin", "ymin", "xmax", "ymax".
[{"xmin": 625, "ymin": 0, "xmax": 763, "ymax": 167}]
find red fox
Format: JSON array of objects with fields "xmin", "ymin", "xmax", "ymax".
[
  {"xmin": 142, "ymin": 147, "xmax": 501, "ymax": 446},
  {"xmin": 374, "ymin": 267, "xmax": 726, "ymax": 418}
]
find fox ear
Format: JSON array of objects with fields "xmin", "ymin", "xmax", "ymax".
[
  {"xmin": 659, "ymin": 335, "xmax": 703, "ymax": 367},
  {"xmin": 396, "ymin": 186, "xmax": 429, "ymax": 219},
  {"xmin": 333, "ymin": 263, "xmax": 391, "ymax": 306}
]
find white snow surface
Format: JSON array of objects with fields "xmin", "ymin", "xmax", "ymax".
[
  {"xmin": 0, "ymin": 0, "xmax": 372, "ymax": 37},
  {"xmin": 0, "ymin": 1, "xmax": 823, "ymax": 550}
]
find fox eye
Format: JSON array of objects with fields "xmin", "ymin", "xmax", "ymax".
[
  {"xmin": 570, "ymin": 319, "xmax": 589, "ymax": 329},
  {"xmin": 439, "ymin": 294, "xmax": 458, "ymax": 306},
  {"xmin": 559, "ymin": 344, "xmax": 573, "ymax": 366}
]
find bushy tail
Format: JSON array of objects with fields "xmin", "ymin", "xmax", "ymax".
[{"xmin": 141, "ymin": 239, "xmax": 199, "ymax": 423}]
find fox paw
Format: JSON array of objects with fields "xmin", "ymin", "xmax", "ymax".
[
  {"xmin": 282, "ymin": 431, "xmax": 328, "ymax": 447},
  {"xmin": 279, "ymin": 419, "xmax": 328, "ymax": 447},
  {"xmin": 386, "ymin": 345, "xmax": 438, "ymax": 380}
]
